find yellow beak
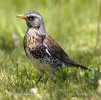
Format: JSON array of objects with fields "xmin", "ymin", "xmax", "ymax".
[{"xmin": 16, "ymin": 14, "xmax": 26, "ymax": 19}]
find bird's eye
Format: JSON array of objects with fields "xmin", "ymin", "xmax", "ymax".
[{"xmin": 28, "ymin": 16, "xmax": 34, "ymax": 21}]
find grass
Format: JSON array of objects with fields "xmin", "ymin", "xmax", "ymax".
[{"xmin": 0, "ymin": 0, "xmax": 101, "ymax": 99}]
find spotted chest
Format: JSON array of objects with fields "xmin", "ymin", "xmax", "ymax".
[
  {"xmin": 24, "ymin": 31, "xmax": 63, "ymax": 69},
  {"xmin": 24, "ymin": 32, "xmax": 46, "ymax": 59}
]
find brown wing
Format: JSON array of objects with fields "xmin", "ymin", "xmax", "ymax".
[
  {"xmin": 44, "ymin": 35, "xmax": 70, "ymax": 63},
  {"xmin": 43, "ymin": 35, "xmax": 89, "ymax": 70}
]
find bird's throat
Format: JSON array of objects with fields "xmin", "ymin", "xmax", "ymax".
[{"xmin": 26, "ymin": 28, "xmax": 39, "ymax": 36}]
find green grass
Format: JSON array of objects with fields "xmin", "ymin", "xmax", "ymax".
[{"xmin": 0, "ymin": 0, "xmax": 101, "ymax": 99}]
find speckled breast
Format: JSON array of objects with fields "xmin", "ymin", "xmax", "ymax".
[
  {"xmin": 23, "ymin": 31, "xmax": 63, "ymax": 69},
  {"xmin": 24, "ymin": 32, "xmax": 46, "ymax": 58}
]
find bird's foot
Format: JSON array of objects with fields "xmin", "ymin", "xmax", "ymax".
[{"xmin": 36, "ymin": 70, "xmax": 44, "ymax": 84}]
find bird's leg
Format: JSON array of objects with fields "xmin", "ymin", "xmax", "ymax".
[
  {"xmin": 36, "ymin": 70, "xmax": 44, "ymax": 84},
  {"xmin": 50, "ymin": 67, "xmax": 55, "ymax": 80}
]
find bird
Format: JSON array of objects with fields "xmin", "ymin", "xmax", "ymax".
[{"xmin": 16, "ymin": 11, "xmax": 89, "ymax": 83}]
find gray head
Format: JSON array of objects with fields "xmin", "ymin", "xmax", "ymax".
[{"xmin": 17, "ymin": 11, "xmax": 46, "ymax": 35}]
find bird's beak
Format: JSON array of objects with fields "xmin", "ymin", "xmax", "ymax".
[{"xmin": 16, "ymin": 14, "xmax": 26, "ymax": 19}]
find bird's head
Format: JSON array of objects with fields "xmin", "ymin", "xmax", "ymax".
[
  {"xmin": 17, "ymin": 11, "xmax": 42, "ymax": 29},
  {"xmin": 17, "ymin": 11, "xmax": 46, "ymax": 35}
]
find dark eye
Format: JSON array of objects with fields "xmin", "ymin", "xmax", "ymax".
[{"xmin": 28, "ymin": 16, "xmax": 34, "ymax": 21}]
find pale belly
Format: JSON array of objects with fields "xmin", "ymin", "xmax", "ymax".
[{"xmin": 25, "ymin": 48, "xmax": 50, "ymax": 71}]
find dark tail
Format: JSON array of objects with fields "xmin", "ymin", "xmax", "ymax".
[{"xmin": 68, "ymin": 60, "xmax": 90, "ymax": 71}]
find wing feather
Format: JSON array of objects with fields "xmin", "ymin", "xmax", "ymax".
[
  {"xmin": 43, "ymin": 35, "xmax": 71, "ymax": 64},
  {"xmin": 43, "ymin": 35, "xmax": 89, "ymax": 70}
]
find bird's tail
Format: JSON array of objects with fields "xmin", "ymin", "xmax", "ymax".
[{"xmin": 67, "ymin": 60, "xmax": 90, "ymax": 70}]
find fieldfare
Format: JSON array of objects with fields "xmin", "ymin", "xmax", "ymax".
[{"xmin": 17, "ymin": 11, "xmax": 89, "ymax": 83}]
